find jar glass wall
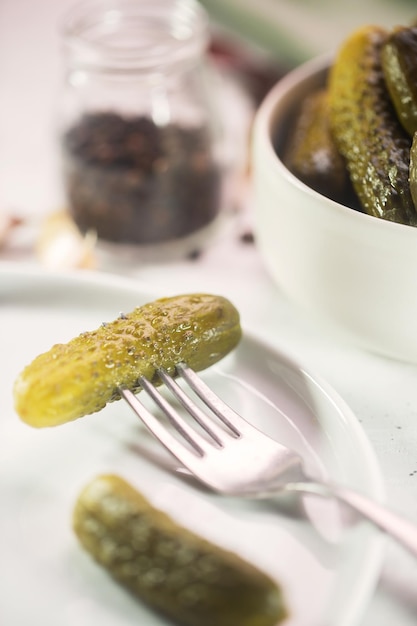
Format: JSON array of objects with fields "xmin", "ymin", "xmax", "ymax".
[{"xmin": 59, "ymin": 0, "xmax": 224, "ymax": 247}]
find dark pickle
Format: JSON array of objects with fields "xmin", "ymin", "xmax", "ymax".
[
  {"xmin": 282, "ymin": 88, "xmax": 350, "ymax": 203},
  {"xmin": 14, "ymin": 294, "xmax": 241, "ymax": 428},
  {"xmin": 73, "ymin": 474, "xmax": 288, "ymax": 626},
  {"xmin": 408, "ymin": 133, "xmax": 417, "ymax": 209},
  {"xmin": 382, "ymin": 26, "xmax": 417, "ymax": 136},
  {"xmin": 328, "ymin": 25, "xmax": 417, "ymax": 225}
]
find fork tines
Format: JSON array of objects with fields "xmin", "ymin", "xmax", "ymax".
[{"xmin": 118, "ymin": 363, "xmax": 242, "ymax": 458}]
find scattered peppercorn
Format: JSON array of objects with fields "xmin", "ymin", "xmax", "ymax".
[
  {"xmin": 187, "ymin": 248, "xmax": 203, "ymax": 260},
  {"xmin": 240, "ymin": 230, "xmax": 255, "ymax": 244}
]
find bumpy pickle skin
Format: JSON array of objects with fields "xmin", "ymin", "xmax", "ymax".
[
  {"xmin": 328, "ymin": 25, "xmax": 417, "ymax": 225},
  {"xmin": 283, "ymin": 88, "xmax": 350, "ymax": 202},
  {"xmin": 382, "ymin": 26, "xmax": 417, "ymax": 136},
  {"xmin": 13, "ymin": 294, "xmax": 241, "ymax": 428},
  {"xmin": 73, "ymin": 474, "xmax": 287, "ymax": 626},
  {"xmin": 408, "ymin": 132, "xmax": 417, "ymax": 209}
]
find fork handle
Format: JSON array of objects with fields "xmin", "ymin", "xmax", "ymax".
[{"xmin": 286, "ymin": 481, "xmax": 417, "ymax": 558}]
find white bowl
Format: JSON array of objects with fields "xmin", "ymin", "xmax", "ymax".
[{"xmin": 252, "ymin": 54, "xmax": 417, "ymax": 364}]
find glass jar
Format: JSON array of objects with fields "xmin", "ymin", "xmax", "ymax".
[{"xmin": 59, "ymin": 0, "xmax": 223, "ymax": 248}]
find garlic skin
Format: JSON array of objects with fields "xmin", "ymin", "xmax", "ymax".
[{"xmin": 36, "ymin": 210, "xmax": 97, "ymax": 270}]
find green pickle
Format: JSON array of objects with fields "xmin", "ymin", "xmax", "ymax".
[
  {"xmin": 14, "ymin": 294, "xmax": 241, "ymax": 428},
  {"xmin": 382, "ymin": 26, "xmax": 417, "ymax": 136},
  {"xmin": 283, "ymin": 88, "xmax": 349, "ymax": 202},
  {"xmin": 73, "ymin": 474, "xmax": 287, "ymax": 626},
  {"xmin": 408, "ymin": 133, "xmax": 417, "ymax": 209},
  {"xmin": 328, "ymin": 25, "xmax": 417, "ymax": 225}
]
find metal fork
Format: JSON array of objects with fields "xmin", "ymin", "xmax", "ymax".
[{"xmin": 119, "ymin": 363, "xmax": 417, "ymax": 559}]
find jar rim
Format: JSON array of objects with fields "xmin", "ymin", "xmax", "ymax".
[{"xmin": 61, "ymin": 0, "xmax": 210, "ymax": 73}]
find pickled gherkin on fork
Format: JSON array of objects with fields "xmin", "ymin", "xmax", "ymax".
[
  {"xmin": 13, "ymin": 293, "xmax": 241, "ymax": 428},
  {"xmin": 73, "ymin": 474, "xmax": 287, "ymax": 626},
  {"xmin": 328, "ymin": 25, "xmax": 417, "ymax": 225}
]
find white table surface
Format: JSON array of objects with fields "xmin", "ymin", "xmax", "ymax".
[{"xmin": 2, "ymin": 1, "xmax": 417, "ymax": 625}]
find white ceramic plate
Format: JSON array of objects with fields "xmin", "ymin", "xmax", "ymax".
[{"xmin": 0, "ymin": 263, "xmax": 384, "ymax": 626}]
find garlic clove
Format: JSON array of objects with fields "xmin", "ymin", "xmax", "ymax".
[{"xmin": 36, "ymin": 211, "xmax": 98, "ymax": 270}]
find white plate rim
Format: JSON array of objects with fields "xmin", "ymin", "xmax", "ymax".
[{"xmin": 0, "ymin": 261, "xmax": 385, "ymax": 626}]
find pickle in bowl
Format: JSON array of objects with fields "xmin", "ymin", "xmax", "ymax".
[
  {"xmin": 328, "ymin": 24, "xmax": 417, "ymax": 226},
  {"xmin": 382, "ymin": 25, "xmax": 417, "ymax": 137},
  {"xmin": 280, "ymin": 23, "xmax": 417, "ymax": 227},
  {"xmin": 282, "ymin": 88, "xmax": 350, "ymax": 203}
]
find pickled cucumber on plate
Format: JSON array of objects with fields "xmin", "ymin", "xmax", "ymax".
[
  {"xmin": 382, "ymin": 26, "xmax": 417, "ymax": 136},
  {"xmin": 14, "ymin": 294, "xmax": 241, "ymax": 428},
  {"xmin": 73, "ymin": 474, "xmax": 287, "ymax": 626},
  {"xmin": 328, "ymin": 25, "xmax": 417, "ymax": 225}
]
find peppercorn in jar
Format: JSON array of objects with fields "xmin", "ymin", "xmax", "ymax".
[{"xmin": 59, "ymin": 0, "xmax": 224, "ymax": 247}]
